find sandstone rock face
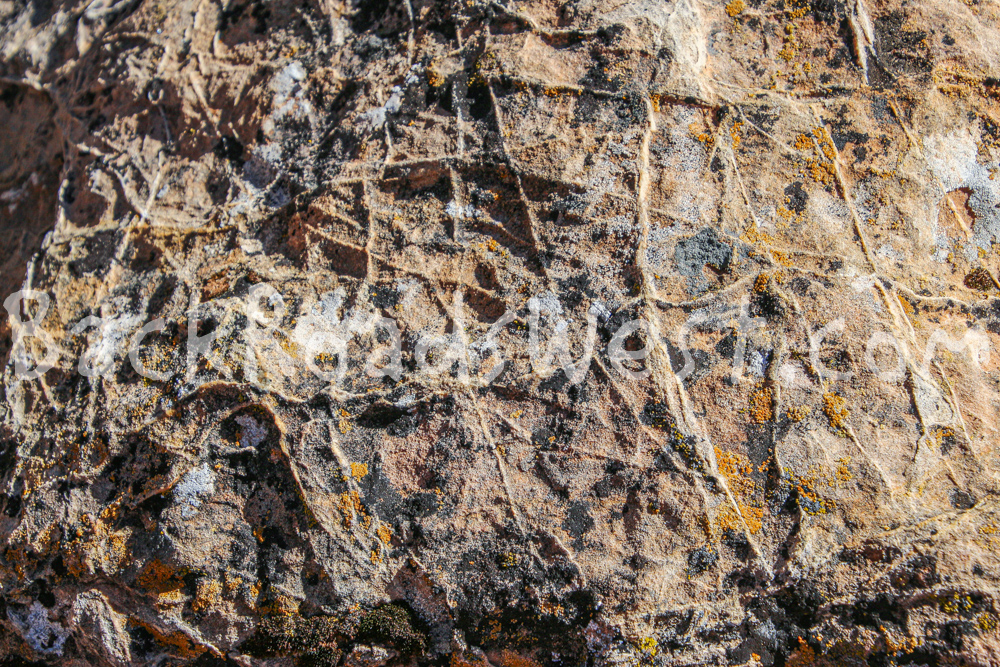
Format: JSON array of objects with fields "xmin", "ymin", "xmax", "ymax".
[{"xmin": 2, "ymin": 0, "xmax": 1000, "ymax": 664}]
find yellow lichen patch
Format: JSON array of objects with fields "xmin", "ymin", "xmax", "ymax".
[
  {"xmin": 338, "ymin": 409, "xmax": 352, "ymax": 434},
  {"xmin": 370, "ymin": 548, "xmax": 383, "ymax": 565},
  {"xmin": 538, "ymin": 601, "xmax": 564, "ymax": 617},
  {"xmin": 785, "ymin": 0, "xmax": 811, "ymax": 19},
  {"xmin": 731, "ymin": 120, "xmax": 744, "ymax": 149},
  {"xmin": 835, "ymin": 457, "xmax": 853, "ymax": 484},
  {"xmin": 740, "ymin": 224, "xmax": 780, "ymax": 259},
  {"xmin": 754, "ymin": 274, "xmax": 770, "ymax": 293},
  {"xmin": 377, "ymin": 523, "xmax": 392, "ymax": 545},
  {"xmin": 787, "ymin": 405, "xmax": 811, "ymax": 422},
  {"xmin": 638, "ymin": 637, "xmax": 658, "ymax": 655},
  {"xmin": 223, "ymin": 573, "xmax": 243, "ymax": 593},
  {"xmin": 259, "ymin": 594, "xmax": 300, "ymax": 616},
  {"xmin": 650, "ymin": 93, "xmax": 662, "ymax": 112},
  {"xmin": 978, "ymin": 612, "xmax": 997, "ymax": 631},
  {"xmin": 807, "ymin": 160, "xmax": 836, "ymax": 185},
  {"xmin": 338, "ymin": 490, "xmax": 365, "ymax": 528},
  {"xmin": 776, "ymin": 205, "xmax": 797, "ymax": 226},
  {"xmin": 715, "ymin": 447, "xmax": 755, "ymax": 496},
  {"xmin": 813, "ymin": 127, "xmax": 836, "ymax": 160},
  {"xmin": 785, "ymin": 467, "xmax": 833, "ymax": 515},
  {"xmin": 192, "ymin": 579, "xmax": 223, "ymax": 613},
  {"xmin": 822, "ymin": 393, "xmax": 849, "ymax": 431},
  {"xmin": 940, "ymin": 594, "xmax": 975, "ymax": 615},
  {"xmin": 897, "ymin": 294, "xmax": 916, "ymax": 318},
  {"xmin": 778, "ymin": 38, "xmax": 798, "ymax": 62},
  {"xmin": 928, "ymin": 426, "xmax": 955, "ymax": 449},
  {"xmin": 785, "ymin": 637, "xmax": 816, "ymax": 667},
  {"xmin": 739, "ymin": 503, "xmax": 764, "ymax": 534},
  {"xmin": 247, "ymin": 582, "xmax": 262, "ymax": 609},
  {"xmin": 469, "ymin": 52, "xmax": 499, "ymax": 88},
  {"xmin": 770, "ymin": 250, "xmax": 794, "ymax": 268},
  {"xmin": 794, "ymin": 133, "xmax": 815, "ymax": 152},
  {"xmin": 725, "ymin": 0, "xmax": 745, "ymax": 17},
  {"xmin": 427, "ymin": 63, "xmax": 444, "ymax": 87},
  {"xmin": 689, "ymin": 122, "xmax": 715, "ymax": 144},
  {"xmin": 351, "ymin": 462, "xmax": 369, "ymax": 480},
  {"xmin": 716, "ymin": 505, "xmax": 741, "ymax": 534},
  {"xmin": 749, "ymin": 386, "xmax": 774, "ymax": 423}
]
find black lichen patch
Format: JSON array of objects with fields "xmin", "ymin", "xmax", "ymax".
[
  {"xmin": 675, "ymin": 228, "xmax": 732, "ymax": 293},
  {"xmin": 783, "ymin": 181, "xmax": 808, "ymax": 214},
  {"xmin": 369, "ymin": 283, "xmax": 400, "ymax": 309},
  {"xmin": 213, "ymin": 135, "xmax": 245, "ymax": 165},
  {"xmin": 356, "ymin": 402, "xmax": 418, "ymax": 436},
  {"xmin": 464, "ymin": 592, "xmax": 598, "ymax": 662},
  {"xmin": 848, "ymin": 592, "xmax": 908, "ymax": 628},
  {"xmin": 686, "ymin": 547, "xmax": 718, "ymax": 577},
  {"xmin": 722, "ymin": 528, "xmax": 751, "ymax": 561},
  {"xmin": 889, "ymin": 555, "xmax": 938, "ymax": 591},
  {"xmin": 950, "ymin": 489, "xmax": 976, "ymax": 510},
  {"xmin": 874, "ymin": 11, "xmax": 931, "ymax": 76},
  {"xmin": 665, "ymin": 339, "xmax": 711, "ymax": 383},
  {"xmin": 750, "ymin": 278, "xmax": 785, "ymax": 319},
  {"xmin": 562, "ymin": 501, "xmax": 595, "ymax": 550}
]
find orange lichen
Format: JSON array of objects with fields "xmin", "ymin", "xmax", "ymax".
[
  {"xmin": 749, "ymin": 386, "xmax": 774, "ymax": 423},
  {"xmin": 897, "ymin": 294, "xmax": 916, "ymax": 318},
  {"xmin": 794, "ymin": 133, "xmax": 815, "ymax": 151},
  {"xmin": 426, "ymin": 64, "xmax": 444, "ymax": 87},
  {"xmin": 807, "ymin": 160, "xmax": 836, "ymax": 185},
  {"xmin": 725, "ymin": 0, "xmax": 745, "ymax": 17},
  {"xmin": 929, "ymin": 426, "xmax": 955, "ymax": 449},
  {"xmin": 338, "ymin": 490, "xmax": 365, "ymax": 528},
  {"xmin": 192, "ymin": 579, "xmax": 222, "ymax": 613},
  {"xmin": 139, "ymin": 559, "xmax": 185, "ymax": 595},
  {"xmin": 338, "ymin": 409, "xmax": 352, "ymax": 434},
  {"xmin": 739, "ymin": 503, "xmax": 764, "ymax": 534},
  {"xmin": 351, "ymin": 462, "xmax": 369, "ymax": 480},
  {"xmin": 785, "ymin": 467, "xmax": 833, "ymax": 515},
  {"xmin": 785, "ymin": 637, "xmax": 816, "ymax": 667},
  {"xmin": 715, "ymin": 447, "xmax": 755, "ymax": 497},
  {"xmin": 689, "ymin": 122, "xmax": 714, "ymax": 144},
  {"xmin": 494, "ymin": 650, "xmax": 543, "ymax": 667},
  {"xmin": 822, "ymin": 392, "xmax": 849, "ymax": 431},
  {"xmin": 835, "ymin": 457, "xmax": 853, "ymax": 484},
  {"xmin": 731, "ymin": 120, "xmax": 744, "ymax": 148},
  {"xmin": 127, "ymin": 618, "xmax": 200, "ymax": 658}
]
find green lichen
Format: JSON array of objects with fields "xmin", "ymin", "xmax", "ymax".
[
  {"xmin": 356, "ymin": 603, "xmax": 426, "ymax": 655},
  {"xmin": 241, "ymin": 614, "xmax": 344, "ymax": 658}
]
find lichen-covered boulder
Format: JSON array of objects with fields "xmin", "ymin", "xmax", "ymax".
[{"xmin": 2, "ymin": 0, "xmax": 1000, "ymax": 664}]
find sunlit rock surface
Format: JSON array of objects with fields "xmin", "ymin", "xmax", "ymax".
[{"xmin": 2, "ymin": 0, "xmax": 1000, "ymax": 664}]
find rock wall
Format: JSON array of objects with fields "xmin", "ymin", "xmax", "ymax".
[{"xmin": 2, "ymin": 0, "xmax": 1000, "ymax": 664}]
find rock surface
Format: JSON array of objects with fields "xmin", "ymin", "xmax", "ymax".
[{"xmin": 2, "ymin": 0, "xmax": 1000, "ymax": 665}]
